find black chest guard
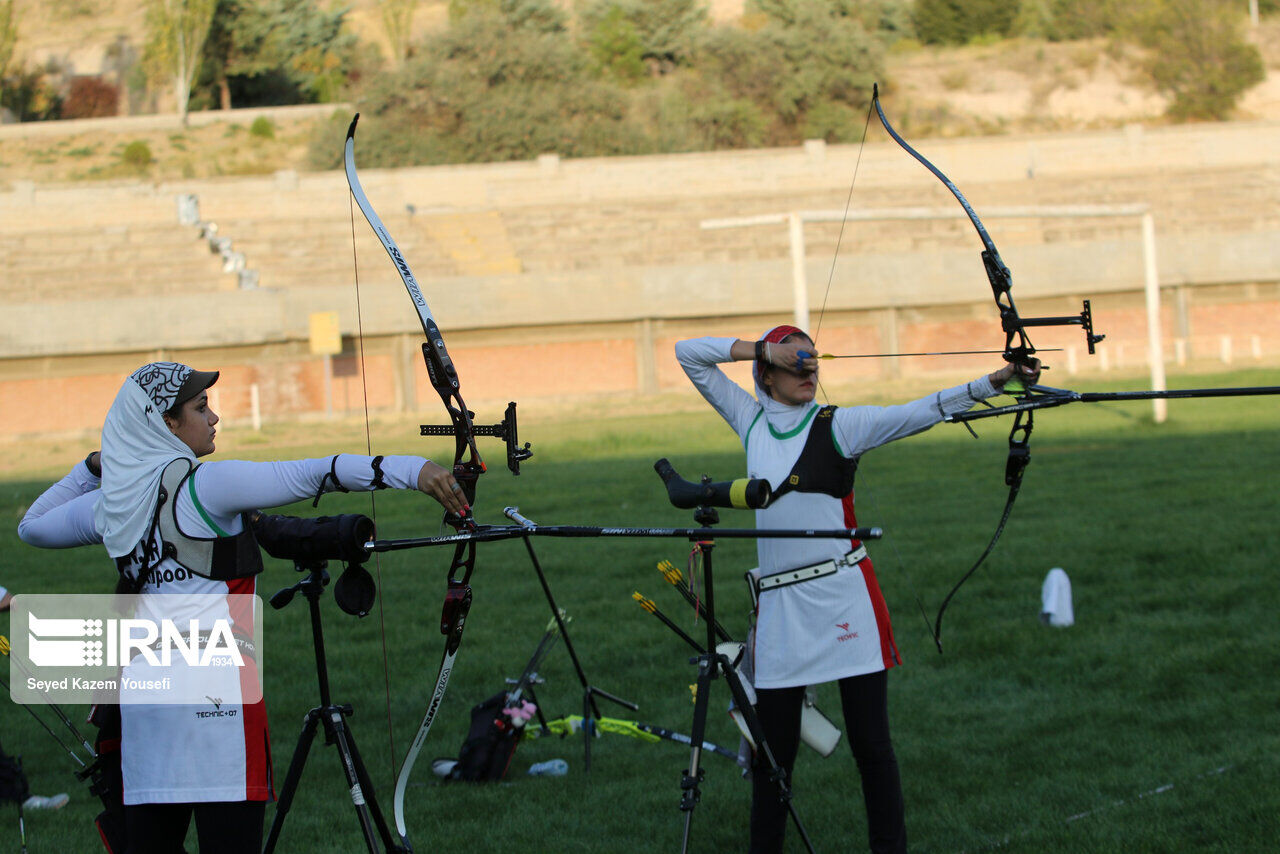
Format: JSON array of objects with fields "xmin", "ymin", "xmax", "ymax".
[{"xmin": 767, "ymin": 405, "xmax": 858, "ymax": 506}]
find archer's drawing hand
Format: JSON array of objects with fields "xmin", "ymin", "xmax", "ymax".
[
  {"xmin": 768, "ymin": 340, "xmax": 819, "ymax": 375},
  {"xmin": 417, "ymin": 461, "xmax": 470, "ymax": 518},
  {"xmin": 990, "ymin": 358, "xmax": 1041, "ymax": 390}
]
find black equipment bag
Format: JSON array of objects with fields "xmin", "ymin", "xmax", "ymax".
[
  {"xmin": 447, "ymin": 692, "xmax": 521, "ymax": 782},
  {"xmin": 0, "ymin": 739, "xmax": 30, "ymax": 806}
]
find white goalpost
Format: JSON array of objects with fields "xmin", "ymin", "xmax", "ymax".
[{"xmin": 702, "ymin": 204, "xmax": 1168, "ymax": 423}]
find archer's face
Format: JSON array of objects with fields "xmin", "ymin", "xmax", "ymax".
[
  {"xmin": 164, "ymin": 391, "xmax": 219, "ymax": 457},
  {"xmin": 763, "ymin": 334, "xmax": 818, "ymax": 406}
]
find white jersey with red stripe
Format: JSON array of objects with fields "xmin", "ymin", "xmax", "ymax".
[
  {"xmin": 19, "ymin": 453, "xmax": 427, "ymax": 803},
  {"xmin": 675, "ymin": 336, "xmax": 997, "ymax": 687}
]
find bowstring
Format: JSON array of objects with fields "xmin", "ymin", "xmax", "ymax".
[
  {"xmin": 812, "ymin": 93, "xmax": 939, "ymax": 650},
  {"xmin": 813, "ymin": 96, "xmax": 873, "ymax": 346},
  {"xmin": 348, "ymin": 190, "xmax": 399, "ymax": 786}
]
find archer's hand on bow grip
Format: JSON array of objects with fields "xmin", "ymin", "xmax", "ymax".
[
  {"xmin": 416, "ymin": 460, "xmax": 471, "ymax": 520},
  {"xmin": 991, "ymin": 357, "xmax": 1042, "ymax": 393}
]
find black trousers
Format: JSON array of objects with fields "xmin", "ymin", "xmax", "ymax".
[
  {"xmin": 124, "ymin": 800, "xmax": 265, "ymax": 854},
  {"xmin": 750, "ymin": 669, "xmax": 906, "ymax": 854}
]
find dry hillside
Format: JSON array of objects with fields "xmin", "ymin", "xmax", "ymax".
[{"xmin": 3, "ymin": 2, "xmax": 1279, "ymax": 187}]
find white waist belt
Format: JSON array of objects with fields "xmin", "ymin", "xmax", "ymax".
[{"xmin": 756, "ymin": 545, "xmax": 868, "ymax": 594}]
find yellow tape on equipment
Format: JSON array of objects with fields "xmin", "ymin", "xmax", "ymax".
[{"xmin": 729, "ymin": 479, "xmax": 749, "ymax": 508}]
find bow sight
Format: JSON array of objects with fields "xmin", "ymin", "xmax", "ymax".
[{"xmin": 420, "ymin": 400, "xmax": 532, "ymax": 476}]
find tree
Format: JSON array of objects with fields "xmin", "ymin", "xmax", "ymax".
[
  {"xmin": 379, "ymin": 0, "xmax": 418, "ymax": 67},
  {"xmin": 580, "ymin": 0, "xmax": 709, "ymax": 72},
  {"xmin": 448, "ymin": 0, "xmax": 568, "ymax": 32},
  {"xmin": 726, "ymin": 0, "xmax": 884, "ymax": 142},
  {"xmin": 584, "ymin": 5, "xmax": 647, "ymax": 83},
  {"xmin": 201, "ymin": 0, "xmax": 243, "ymax": 109},
  {"xmin": 911, "ymin": 0, "xmax": 1017, "ymax": 44},
  {"xmin": 143, "ymin": 0, "xmax": 217, "ymax": 125},
  {"xmin": 205, "ymin": 0, "xmax": 358, "ymax": 107},
  {"xmin": 1128, "ymin": 0, "xmax": 1264, "ymax": 120},
  {"xmin": 343, "ymin": 6, "xmax": 639, "ymax": 166},
  {"xmin": 0, "ymin": 0, "xmax": 16, "ymax": 84}
]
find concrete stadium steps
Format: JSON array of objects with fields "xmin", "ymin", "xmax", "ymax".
[
  {"xmin": 417, "ymin": 211, "xmax": 522, "ymax": 276},
  {"xmin": 0, "ymin": 224, "xmax": 214, "ymax": 263},
  {"xmin": 4, "ymin": 125, "xmax": 1276, "ymax": 311},
  {"xmin": 2, "ymin": 268, "xmax": 238, "ymax": 302},
  {"xmin": 211, "ymin": 214, "xmax": 464, "ymax": 289},
  {"xmin": 184, "ymin": 159, "xmax": 1279, "ymax": 289},
  {"xmin": 0, "ymin": 222, "xmax": 239, "ymax": 303}
]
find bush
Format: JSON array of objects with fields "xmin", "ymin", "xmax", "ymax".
[
  {"xmin": 1, "ymin": 67, "xmax": 63, "ymax": 121},
  {"xmin": 1039, "ymin": 0, "xmax": 1123, "ymax": 40},
  {"xmin": 343, "ymin": 10, "xmax": 640, "ymax": 165},
  {"xmin": 579, "ymin": 0, "xmax": 708, "ymax": 70},
  {"xmin": 63, "ymin": 76, "xmax": 119, "ymax": 119},
  {"xmin": 584, "ymin": 5, "xmax": 647, "ymax": 83},
  {"xmin": 1127, "ymin": 0, "xmax": 1264, "ymax": 120},
  {"xmin": 913, "ymin": 0, "xmax": 1017, "ymax": 45},
  {"xmin": 121, "ymin": 140, "xmax": 152, "ymax": 169},
  {"xmin": 689, "ymin": 92, "xmax": 768, "ymax": 149},
  {"xmin": 249, "ymin": 116, "xmax": 276, "ymax": 139},
  {"xmin": 324, "ymin": 0, "xmax": 901, "ymax": 166},
  {"xmin": 696, "ymin": 5, "xmax": 884, "ymax": 147}
]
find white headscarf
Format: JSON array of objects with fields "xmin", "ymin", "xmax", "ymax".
[{"xmin": 94, "ymin": 364, "xmax": 202, "ymax": 558}]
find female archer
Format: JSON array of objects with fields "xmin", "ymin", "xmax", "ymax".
[
  {"xmin": 18, "ymin": 361, "xmax": 465, "ymax": 853},
  {"xmin": 675, "ymin": 326, "xmax": 1037, "ymax": 854}
]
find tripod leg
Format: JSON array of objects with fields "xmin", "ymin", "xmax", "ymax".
[
  {"xmin": 587, "ymin": 684, "xmax": 639, "ymax": 712},
  {"xmin": 263, "ymin": 708, "xmax": 323, "ymax": 854},
  {"xmin": 583, "ymin": 689, "xmax": 592, "ymax": 774},
  {"xmin": 679, "ymin": 652, "xmax": 717, "ymax": 854},
  {"xmin": 521, "ymin": 535, "xmax": 637, "ymax": 724},
  {"xmin": 343, "ymin": 715, "xmax": 406, "ymax": 853},
  {"xmin": 719, "ymin": 660, "xmax": 816, "ymax": 854},
  {"xmin": 322, "ymin": 706, "xmax": 383, "ymax": 853},
  {"xmin": 526, "ymin": 685, "xmax": 552, "ymax": 735}
]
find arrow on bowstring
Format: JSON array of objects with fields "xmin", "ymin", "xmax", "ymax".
[{"xmin": 815, "ymin": 347, "xmax": 1063, "ymax": 360}]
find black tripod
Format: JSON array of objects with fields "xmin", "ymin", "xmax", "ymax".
[
  {"xmin": 263, "ymin": 560, "xmax": 405, "ymax": 854},
  {"xmin": 677, "ymin": 503, "xmax": 815, "ymax": 854},
  {"xmin": 505, "ymin": 509, "xmax": 638, "ymax": 772}
]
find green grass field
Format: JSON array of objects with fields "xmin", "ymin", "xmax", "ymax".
[{"xmin": 3, "ymin": 368, "xmax": 1278, "ymax": 853}]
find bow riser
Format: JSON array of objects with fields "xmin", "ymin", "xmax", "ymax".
[{"xmin": 422, "ymin": 321, "xmax": 461, "ymax": 395}]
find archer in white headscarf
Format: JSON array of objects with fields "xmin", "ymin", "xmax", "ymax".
[
  {"xmin": 95, "ymin": 362, "xmax": 221, "ymax": 561},
  {"xmin": 20, "ymin": 360, "xmax": 470, "ymax": 853}
]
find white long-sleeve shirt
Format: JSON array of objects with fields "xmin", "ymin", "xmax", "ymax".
[
  {"xmin": 18, "ymin": 452, "xmax": 429, "ymax": 804},
  {"xmin": 20, "ymin": 455, "xmax": 425, "ymax": 555},
  {"xmin": 676, "ymin": 336, "xmax": 998, "ymax": 685},
  {"xmin": 676, "ymin": 336, "xmax": 998, "ymax": 575}
]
